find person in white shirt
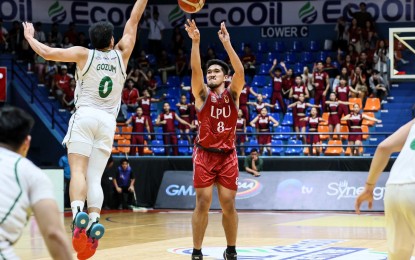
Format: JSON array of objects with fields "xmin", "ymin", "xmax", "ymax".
[
  {"xmin": 356, "ymin": 118, "xmax": 415, "ymax": 260},
  {"xmin": 0, "ymin": 106, "xmax": 72, "ymax": 260},
  {"xmin": 145, "ymin": 9, "xmax": 165, "ymax": 57},
  {"xmin": 23, "ymin": 0, "xmax": 148, "ymax": 258}
]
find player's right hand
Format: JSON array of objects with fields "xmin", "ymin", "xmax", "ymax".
[
  {"xmin": 355, "ymin": 187, "xmax": 374, "ymax": 214},
  {"xmin": 22, "ymin": 22, "xmax": 35, "ymax": 40},
  {"xmin": 184, "ymin": 19, "xmax": 200, "ymax": 42}
]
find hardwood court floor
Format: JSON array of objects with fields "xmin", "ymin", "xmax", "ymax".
[{"xmin": 15, "ymin": 210, "xmax": 392, "ymax": 259}]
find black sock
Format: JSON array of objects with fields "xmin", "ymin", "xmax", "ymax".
[
  {"xmin": 226, "ymin": 245, "xmax": 236, "ymax": 254},
  {"xmin": 192, "ymin": 248, "xmax": 202, "ymax": 255}
]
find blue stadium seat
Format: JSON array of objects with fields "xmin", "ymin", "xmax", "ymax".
[
  {"xmin": 181, "ymin": 75, "xmax": 191, "ymax": 86},
  {"xmin": 154, "ymin": 75, "xmax": 162, "ymax": 85},
  {"xmin": 261, "ymin": 86, "xmax": 272, "ymax": 98},
  {"xmin": 258, "ymin": 63, "xmax": 270, "ymax": 75},
  {"xmin": 271, "ymin": 140, "xmax": 284, "ymax": 155},
  {"xmin": 294, "ymin": 62, "xmax": 305, "ymax": 74},
  {"xmin": 256, "ymin": 42, "xmax": 268, "ymax": 53},
  {"xmin": 292, "ymin": 40, "xmax": 303, "ymax": 52},
  {"xmin": 309, "ymin": 40, "xmax": 319, "ymax": 52},
  {"xmin": 251, "ymin": 75, "xmax": 269, "ymax": 88},
  {"xmin": 244, "ymin": 139, "xmax": 259, "ymax": 154},
  {"xmin": 332, "ymin": 60, "xmax": 340, "ymax": 69},
  {"xmin": 281, "ymin": 112, "xmax": 293, "ymax": 126},
  {"xmin": 301, "ymin": 51, "xmax": 313, "ymax": 63},
  {"xmin": 168, "ymin": 98, "xmax": 178, "ymax": 108},
  {"xmin": 273, "ymin": 100, "xmax": 281, "ymax": 112},
  {"xmin": 146, "ymin": 54, "xmax": 157, "ymax": 65},
  {"xmin": 317, "ymin": 51, "xmax": 329, "ymax": 62},
  {"xmin": 240, "ymin": 42, "xmax": 251, "ymax": 52},
  {"xmin": 178, "ymin": 140, "xmax": 190, "ymax": 155},
  {"xmin": 167, "ymin": 87, "xmax": 180, "ymax": 98},
  {"xmin": 150, "ymin": 103, "xmax": 158, "ymax": 111},
  {"xmin": 154, "ymin": 127, "xmax": 164, "ymax": 140},
  {"xmin": 308, "ymin": 98, "xmax": 315, "ymax": 104},
  {"xmin": 264, "ymin": 52, "xmax": 278, "ymax": 64},
  {"xmin": 151, "ymin": 140, "xmax": 165, "ymax": 155},
  {"xmin": 166, "ymin": 76, "xmax": 181, "ymax": 88},
  {"xmin": 245, "ymin": 75, "xmax": 253, "ymax": 85},
  {"xmin": 285, "ymin": 139, "xmax": 303, "ymax": 156},
  {"xmin": 284, "ymin": 52, "xmax": 297, "ymax": 64},
  {"xmin": 273, "ymin": 126, "xmax": 291, "ymax": 140},
  {"xmin": 269, "ymin": 112, "xmax": 280, "ymax": 122},
  {"xmin": 275, "ymin": 41, "xmax": 285, "ymax": 52}
]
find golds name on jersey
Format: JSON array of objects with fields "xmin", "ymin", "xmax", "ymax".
[{"xmin": 97, "ymin": 64, "xmax": 116, "ymax": 73}]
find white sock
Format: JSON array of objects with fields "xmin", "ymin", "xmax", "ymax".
[
  {"xmin": 71, "ymin": 201, "xmax": 85, "ymax": 220},
  {"xmin": 87, "ymin": 212, "xmax": 100, "ymax": 230}
]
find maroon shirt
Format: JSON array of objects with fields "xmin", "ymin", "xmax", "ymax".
[
  {"xmin": 160, "ymin": 111, "xmax": 176, "ymax": 133},
  {"xmin": 236, "ymin": 118, "xmax": 245, "ymax": 131},
  {"xmin": 178, "ymin": 103, "xmax": 191, "ymax": 117},
  {"xmin": 131, "ymin": 115, "xmax": 147, "ymax": 132},
  {"xmin": 327, "ymin": 102, "xmax": 339, "ymax": 114},
  {"xmin": 139, "ymin": 98, "xmax": 151, "ymax": 116},
  {"xmin": 292, "ymin": 85, "xmax": 306, "ymax": 97},
  {"xmin": 255, "ymin": 102, "xmax": 266, "ymax": 114},
  {"xmin": 282, "ymin": 76, "xmax": 294, "ymax": 92},
  {"xmin": 294, "ymin": 102, "xmax": 307, "ymax": 118},
  {"xmin": 239, "ymin": 86, "xmax": 251, "ymax": 105},
  {"xmin": 196, "ymin": 89, "xmax": 238, "ymax": 151},
  {"xmin": 257, "ymin": 115, "xmax": 270, "ymax": 131},
  {"xmin": 272, "ymin": 76, "xmax": 283, "ymax": 92},
  {"xmin": 308, "ymin": 117, "xmax": 320, "ymax": 131},
  {"xmin": 348, "ymin": 113, "xmax": 363, "ymax": 130},
  {"xmin": 336, "ymin": 85, "xmax": 350, "ymax": 102},
  {"xmin": 313, "ymin": 71, "xmax": 328, "ymax": 91}
]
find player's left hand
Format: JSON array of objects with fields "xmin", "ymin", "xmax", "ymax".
[
  {"xmin": 355, "ymin": 187, "xmax": 374, "ymax": 214},
  {"xmin": 22, "ymin": 22, "xmax": 35, "ymax": 40},
  {"xmin": 218, "ymin": 22, "xmax": 230, "ymax": 43}
]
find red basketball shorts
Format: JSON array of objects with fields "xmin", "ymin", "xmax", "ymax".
[{"xmin": 192, "ymin": 147, "xmax": 239, "ymax": 191}]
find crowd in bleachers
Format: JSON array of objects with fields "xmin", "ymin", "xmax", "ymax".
[{"xmin": 0, "ymin": 3, "xmax": 392, "ymax": 156}]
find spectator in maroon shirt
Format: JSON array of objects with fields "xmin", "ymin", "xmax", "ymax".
[
  {"xmin": 121, "ymin": 79, "xmax": 140, "ymax": 120},
  {"xmin": 64, "ymin": 22, "xmax": 77, "ymax": 45},
  {"xmin": 137, "ymin": 50, "xmax": 150, "ymax": 73},
  {"xmin": 175, "ymin": 48, "xmax": 188, "ymax": 77},
  {"xmin": 241, "ymin": 44, "xmax": 256, "ymax": 78},
  {"xmin": 156, "ymin": 102, "xmax": 194, "ymax": 155}
]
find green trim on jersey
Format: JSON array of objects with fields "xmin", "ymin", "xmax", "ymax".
[
  {"xmin": 114, "ymin": 50, "xmax": 125, "ymax": 79},
  {"xmin": 0, "ymin": 250, "xmax": 5, "ymax": 260},
  {"xmin": 82, "ymin": 49, "xmax": 95, "ymax": 76},
  {"xmin": 0, "ymin": 157, "xmax": 23, "ymax": 225}
]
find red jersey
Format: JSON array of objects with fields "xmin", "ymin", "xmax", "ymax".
[
  {"xmin": 178, "ymin": 103, "xmax": 191, "ymax": 117},
  {"xmin": 308, "ymin": 117, "xmax": 320, "ymax": 131},
  {"xmin": 294, "ymin": 102, "xmax": 307, "ymax": 117},
  {"xmin": 241, "ymin": 54, "xmax": 256, "ymax": 65},
  {"xmin": 131, "ymin": 115, "xmax": 147, "ymax": 132},
  {"xmin": 327, "ymin": 102, "xmax": 339, "ymax": 114},
  {"xmin": 313, "ymin": 71, "xmax": 328, "ymax": 91},
  {"xmin": 292, "ymin": 85, "xmax": 306, "ymax": 97},
  {"xmin": 272, "ymin": 76, "xmax": 283, "ymax": 92},
  {"xmin": 64, "ymin": 87, "xmax": 75, "ymax": 103},
  {"xmin": 196, "ymin": 89, "xmax": 238, "ymax": 151},
  {"xmin": 122, "ymin": 88, "xmax": 139, "ymax": 105},
  {"xmin": 139, "ymin": 98, "xmax": 151, "ymax": 116},
  {"xmin": 257, "ymin": 115, "xmax": 270, "ymax": 131},
  {"xmin": 236, "ymin": 118, "xmax": 245, "ymax": 131},
  {"xmin": 336, "ymin": 85, "xmax": 350, "ymax": 102},
  {"xmin": 282, "ymin": 76, "xmax": 294, "ymax": 92},
  {"xmin": 239, "ymin": 86, "xmax": 251, "ymax": 105},
  {"xmin": 348, "ymin": 113, "xmax": 363, "ymax": 129},
  {"xmin": 160, "ymin": 111, "xmax": 176, "ymax": 133},
  {"xmin": 55, "ymin": 74, "xmax": 71, "ymax": 91},
  {"xmin": 255, "ymin": 102, "xmax": 266, "ymax": 114}
]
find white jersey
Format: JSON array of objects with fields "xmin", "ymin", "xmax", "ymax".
[
  {"xmin": 387, "ymin": 122, "xmax": 415, "ymax": 185},
  {"xmin": 0, "ymin": 148, "xmax": 54, "ymax": 258},
  {"xmin": 74, "ymin": 49, "xmax": 126, "ymax": 118}
]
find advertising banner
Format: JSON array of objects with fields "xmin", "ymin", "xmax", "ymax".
[
  {"xmin": 0, "ymin": 67, "xmax": 6, "ymax": 102},
  {"xmin": 155, "ymin": 171, "xmax": 389, "ymax": 211},
  {"xmin": 1, "ymin": 0, "xmax": 414, "ymax": 29}
]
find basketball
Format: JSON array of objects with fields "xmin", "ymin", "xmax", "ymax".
[{"xmin": 178, "ymin": 0, "xmax": 205, "ymax": 13}]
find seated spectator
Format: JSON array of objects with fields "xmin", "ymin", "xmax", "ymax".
[
  {"xmin": 369, "ymin": 70, "xmax": 388, "ymax": 101},
  {"xmin": 332, "ymin": 67, "xmax": 352, "ymax": 91},
  {"xmin": 288, "ymin": 94, "xmax": 319, "ymax": 143},
  {"xmin": 121, "ymin": 79, "xmax": 140, "ymax": 120},
  {"xmin": 144, "ymin": 70, "xmax": 158, "ymax": 96},
  {"xmin": 113, "ymin": 159, "xmax": 136, "ymax": 210},
  {"xmin": 362, "ymin": 21, "xmax": 377, "ymax": 47},
  {"xmin": 48, "ymin": 22, "xmax": 62, "ymax": 46},
  {"xmin": 244, "ymin": 149, "xmax": 263, "ymax": 177},
  {"xmin": 34, "ymin": 22, "xmax": 46, "ymax": 43},
  {"xmin": 373, "ymin": 39, "xmax": 388, "ymax": 78},
  {"xmin": 128, "ymin": 68, "xmax": 147, "ymax": 92},
  {"xmin": 250, "ymin": 107, "xmax": 279, "ymax": 156},
  {"xmin": 356, "ymin": 51, "xmax": 373, "ymax": 72},
  {"xmin": 348, "ymin": 18, "xmax": 362, "ymax": 53},
  {"xmin": 34, "ymin": 52, "xmax": 46, "ymax": 84},
  {"xmin": 236, "ymin": 109, "xmax": 247, "ymax": 156},
  {"xmin": 62, "ymin": 36, "xmax": 73, "ymax": 48},
  {"xmin": 137, "ymin": 50, "xmax": 150, "ymax": 73},
  {"xmin": 241, "ymin": 44, "xmax": 256, "ymax": 78},
  {"xmin": 156, "ymin": 102, "xmax": 194, "ymax": 155},
  {"xmin": 342, "ymin": 104, "xmax": 381, "ymax": 156},
  {"xmin": 300, "ymin": 107, "xmax": 326, "ymax": 156},
  {"xmin": 44, "ymin": 60, "xmax": 58, "ymax": 90},
  {"xmin": 126, "ymin": 107, "xmax": 151, "ymax": 156},
  {"xmin": 53, "ymin": 65, "xmax": 72, "ymax": 105},
  {"xmin": 175, "ymin": 48, "xmax": 188, "ymax": 77},
  {"xmin": 64, "ymin": 22, "xmax": 77, "ymax": 45},
  {"xmin": 158, "ymin": 50, "xmax": 175, "ymax": 84},
  {"xmin": 62, "ymin": 78, "xmax": 76, "ymax": 112},
  {"xmin": 351, "ymin": 66, "xmax": 368, "ymax": 100},
  {"xmin": 77, "ymin": 32, "xmax": 89, "ymax": 48},
  {"xmin": 247, "ymin": 94, "xmax": 274, "ymax": 117},
  {"xmin": 171, "ymin": 26, "xmax": 185, "ymax": 55}
]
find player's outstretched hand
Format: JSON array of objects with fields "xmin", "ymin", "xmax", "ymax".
[
  {"xmin": 184, "ymin": 19, "xmax": 200, "ymax": 42},
  {"xmin": 218, "ymin": 22, "xmax": 230, "ymax": 43},
  {"xmin": 355, "ymin": 187, "xmax": 374, "ymax": 214},
  {"xmin": 22, "ymin": 22, "xmax": 35, "ymax": 40}
]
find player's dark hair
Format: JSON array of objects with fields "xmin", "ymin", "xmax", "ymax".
[
  {"xmin": 120, "ymin": 158, "xmax": 129, "ymax": 164},
  {"xmin": 275, "ymin": 67, "xmax": 282, "ymax": 72},
  {"xmin": 206, "ymin": 59, "xmax": 230, "ymax": 75},
  {"xmin": 89, "ymin": 21, "xmax": 114, "ymax": 49},
  {"xmin": 0, "ymin": 106, "xmax": 34, "ymax": 150}
]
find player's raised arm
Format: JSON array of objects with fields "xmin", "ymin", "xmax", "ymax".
[
  {"xmin": 218, "ymin": 22, "xmax": 245, "ymax": 97},
  {"xmin": 185, "ymin": 19, "xmax": 206, "ymax": 108},
  {"xmin": 115, "ymin": 0, "xmax": 148, "ymax": 67},
  {"xmin": 23, "ymin": 22, "xmax": 88, "ymax": 65}
]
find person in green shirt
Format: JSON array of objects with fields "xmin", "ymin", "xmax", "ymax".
[{"xmin": 244, "ymin": 148, "xmax": 263, "ymax": 177}]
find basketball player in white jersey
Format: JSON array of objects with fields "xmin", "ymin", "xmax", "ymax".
[
  {"xmin": 356, "ymin": 118, "xmax": 415, "ymax": 260},
  {"xmin": 22, "ymin": 0, "xmax": 148, "ymax": 257},
  {"xmin": 0, "ymin": 106, "xmax": 72, "ymax": 259}
]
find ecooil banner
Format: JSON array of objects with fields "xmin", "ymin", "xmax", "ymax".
[{"xmin": 155, "ymin": 171, "xmax": 389, "ymax": 211}]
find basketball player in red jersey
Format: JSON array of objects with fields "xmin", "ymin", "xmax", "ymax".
[
  {"xmin": 342, "ymin": 104, "xmax": 381, "ymax": 156},
  {"xmin": 185, "ymin": 19, "xmax": 244, "ymax": 260},
  {"xmin": 155, "ymin": 102, "xmax": 193, "ymax": 156},
  {"xmin": 300, "ymin": 107, "xmax": 327, "ymax": 156},
  {"xmin": 289, "ymin": 75, "xmax": 310, "ymax": 101},
  {"xmin": 334, "ymin": 76, "xmax": 360, "ymax": 118},
  {"xmin": 176, "ymin": 94, "xmax": 193, "ymax": 144},
  {"xmin": 269, "ymin": 59, "xmax": 286, "ymax": 113},
  {"xmin": 125, "ymin": 107, "xmax": 151, "ymax": 156},
  {"xmin": 236, "ymin": 109, "xmax": 247, "ymax": 156},
  {"xmin": 239, "ymin": 84, "xmax": 258, "ymax": 121},
  {"xmin": 312, "ymin": 61, "xmax": 330, "ymax": 109}
]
